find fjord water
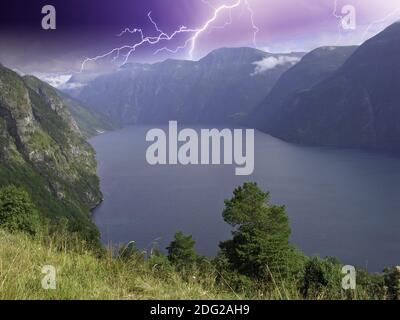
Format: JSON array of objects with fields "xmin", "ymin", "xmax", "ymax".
[{"xmin": 90, "ymin": 126, "xmax": 400, "ymax": 272}]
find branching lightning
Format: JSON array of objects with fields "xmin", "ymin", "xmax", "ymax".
[
  {"xmin": 202, "ymin": 0, "xmax": 234, "ymax": 34},
  {"xmin": 186, "ymin": 0, "xmax": 243, "ymax": 60},
  {"xmin": 80, "ymin": 0, "xmax": 259, "ymax": 72},
  {"xmin": 80, "ymin": 12, "xmax": 198, "ymax": 71},
  {"xmin": 154, "ymin": 1, "xmax": 242, "ymax": 58}
]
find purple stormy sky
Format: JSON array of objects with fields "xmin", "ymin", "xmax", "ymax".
[{"xmin": 0, "ymin": 0, "xmax": 399, "ymax": 74}]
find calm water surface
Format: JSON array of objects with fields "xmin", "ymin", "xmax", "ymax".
[{"xmin": 90, "ymin": 126, "xmax": 400, "ymax": 272}]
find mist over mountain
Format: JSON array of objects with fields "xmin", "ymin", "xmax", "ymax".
[
  {"xmin": 256, "ymin": 22, "xmax": 400, "ymax": 151},
  {"xmin": 66, "ymin": 48, "xmax": 304, "ymax": 126}
]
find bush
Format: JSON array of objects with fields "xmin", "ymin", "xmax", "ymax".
[
  {"xmin": 355, "ymin": 268, "xmax": 385, "ymax": 300},
  {"xmin": 384, "ymin": 266, "xmax": 400, "ymax": 300},
  {"xmin": 0, "ymin": 185, "xmax": 40, "ymax": 235},
  {"xmin": 301, "ymin": 257, "xmax": 343, "ymax": 298},
  {"xmin": 148, "ymin": 249, "xmax": 174, "ymax": 273}
]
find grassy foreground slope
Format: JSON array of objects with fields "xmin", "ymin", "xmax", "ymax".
[
  {"xmin": 0, "ymin": 228, "xmax": 391, "ymax": 300},
  {"xmin": 0, "ymin": 230, "xmax": 240, "ymax": 300}
]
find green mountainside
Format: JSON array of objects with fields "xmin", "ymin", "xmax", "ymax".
[
  {"xmin": 57, "ymin": 90, "xmax": 116, "ymax": 138},
  {"xmin": 0, "ymin": 64, "xmax": 107, "ymax": 242}
]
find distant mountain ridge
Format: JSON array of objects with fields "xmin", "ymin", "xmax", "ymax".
[
  {"xmin": 66, "ymin": 47, "xmax": 304, "ymax": 126},
  {"xmin": 255, "ymin": 22, "xmax": 400, "ymax": 151},
  {"xmin": 249, "ymin": 46, "xmax": 358, "ymax": 130},
  {"xmin": 65, "ymin": 22, "xmax": 400, "ymax": 152}
]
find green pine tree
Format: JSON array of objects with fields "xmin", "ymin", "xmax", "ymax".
[
  {"xmin": 167, "ymin": 231, "xmax": 198, "ymax": 269},
  {"xmin": 219, "ymin": 182, "xmax": 301, "ymax": 279}
]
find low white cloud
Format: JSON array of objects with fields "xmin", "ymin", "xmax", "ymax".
[
  {"xmin": 34, "ymin": 73, "xmax": 72, "ymax": 88},
  {"xmin": 12, "ymin": 68, "xmax": 26, "ymax": 76},
  {"xmin": 252, "ymin": 55, "xmax": 301, "ymax": 75},
  {"xmin": 59, "ymin": 82, "xmax": 86, "ymax": 91}
]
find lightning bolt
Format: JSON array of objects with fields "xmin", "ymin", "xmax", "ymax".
[
  {"xmin": 80, "ymin": 12, "xmax": 198, "ymax": 71},
  {"xmin": 154, "ymin": 0, "xmax": 241, "ymax": 57},
  {"xmin": 200, "ymin": 0, "xmax": 235, "ymax": 34},
  {"xmin": 187, "ymin": 0, "xmax": 243, "ymax": 60},
  {"xmin": 209, "ymin": 9, "xmax": 233, "ymax": 32},
  {"xmin": 245, "ymin": 0, "xmax": 259, "ymax": 48},
  {"xmin": 80, "ymin": 0, "xmax": 259, "ymax": 72}
]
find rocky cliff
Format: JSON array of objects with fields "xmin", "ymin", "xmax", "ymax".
[{"xmin": 0, "ymin": 64, "xmax": 103, "ymax": 242}]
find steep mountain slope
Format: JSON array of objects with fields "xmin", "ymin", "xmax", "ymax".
[
  {"xmin": 24, "ymin": 76, "xmax": 114, "ymax": 138},
  {"xmin": 249, "ymin": 46, "xmax": 357, "ymax": 128},
  {"xmin": 261, "ymin": 22, "xmax": 400, "ymax": 150},
  {"xmin": 57, "ymin": 91, "xmax": 116, "ymax": 138},
  {"xmin": 71, "ymin": 47, "xmax": 304, "ymax": 125},
  {"xmin": 0, "ymin": 65, "xmax": 102, "ymax": 242}
]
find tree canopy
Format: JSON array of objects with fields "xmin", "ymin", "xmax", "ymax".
[
  {"xmin": 0, "ymin": 185, "xmax": 40, "ymax": 235},
  {"xmin": 167, "ymin": 231, "xmax": 198, "ymax": 268},
  {"xmin": 219, "ymin": 182, "xmax": 298, "ymax": 279}
]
